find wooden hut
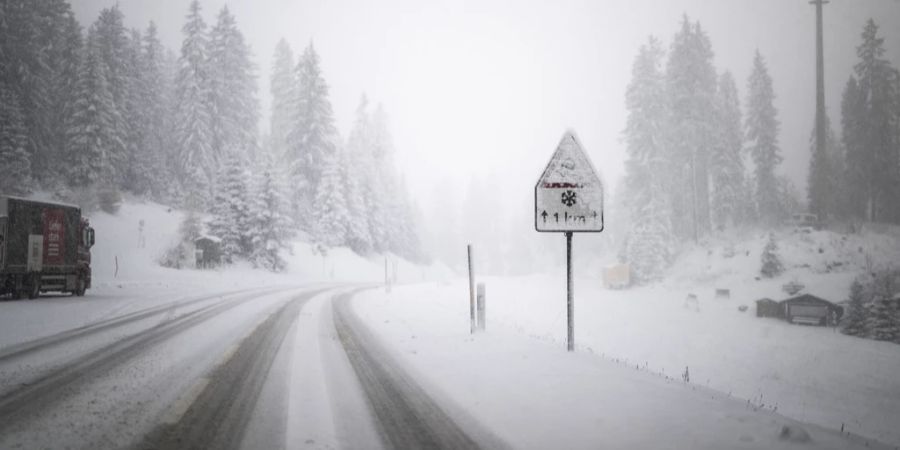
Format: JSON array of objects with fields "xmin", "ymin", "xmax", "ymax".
[
  {"xmin": 194, "ymin": 236, "xmax": 222, "ymax": 269},
  {"xmin": 782, "ymin": 294, "xmax": 843, "ymax": 326}
]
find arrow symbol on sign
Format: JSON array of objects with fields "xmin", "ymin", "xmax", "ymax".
[{"xmin": 541, "ymin": 210, "xmax": 548, "ymax": 223}]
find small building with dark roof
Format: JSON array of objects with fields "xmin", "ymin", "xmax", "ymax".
[
  {"xmin": 782, "ymin": 294, "xmax": 843, "ymax": 326},
  {"xmin": 756, "ymin": 294, "xmax": 843, "ymax": 326},
  {"xmin": 194, "ymin": 235, "xmax": 222, "ymax": 269},
  {"xmin": 755, "ymin": 298, "xmax": 783, "ymax": 319}
]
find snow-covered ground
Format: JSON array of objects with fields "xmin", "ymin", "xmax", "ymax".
[
  {"xmin": 352, "ymin": 226, "xmax": 900, "ymax": 448},
  {"xmin": 88, "ymin": 198, "xmax": 453, "ymax": 289},
  {"xmin": 5, "ymin": 197, "xmax": 899, "ymax": 448}
]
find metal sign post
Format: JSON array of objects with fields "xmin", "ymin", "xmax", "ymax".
[{"xmin": 535, "ymin": 131, "xmax": 604, "ymax": 352}]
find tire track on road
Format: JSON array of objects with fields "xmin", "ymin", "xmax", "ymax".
[
  {"xmin": 0, "ymin": 287, "xmax": 313, "ymax": 432},
  {"xmin": 333, "ymin": 290, "xmax": 498, "ymax": 450},
  {"xmin": 136, "ymin": 289, "xmax": 324, "ymax": 450},
  {"xmin": 0, "ymin": 286, "xmax": 281, "ymax": 365}
]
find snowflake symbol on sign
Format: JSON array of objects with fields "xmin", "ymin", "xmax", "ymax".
[{"xmin": 561, "ymin": 190, "xmax": 577, "ymax": 207}]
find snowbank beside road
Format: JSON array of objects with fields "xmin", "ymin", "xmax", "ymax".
[{"xmin": 352, "ymin": 284, "xmax": 896, "ymax": 449}]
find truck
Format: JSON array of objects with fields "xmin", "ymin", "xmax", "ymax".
[{"xmin": 0, "ymin": 196, "xmax": 95, "ymax": 299}]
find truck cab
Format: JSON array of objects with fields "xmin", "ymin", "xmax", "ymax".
[{"xmin": 0, "ymin": 196, "xmax": 94, "ymax": 299}]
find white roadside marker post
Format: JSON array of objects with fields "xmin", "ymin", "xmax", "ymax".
[
  {"xmin": 535, "ymin": 131, "xmax": 604, "ymax": 352},
  {"xmin": 468, "ymin": 244, "xmax": 476, "ymax": 334},
  {"xmin": 477, "ymin": 282, "xmax": 486, "ymax": 331}
]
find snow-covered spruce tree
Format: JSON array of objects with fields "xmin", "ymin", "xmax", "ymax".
[
  {"xmin": 160, "ymin": 206, "xmax": 203, "ymax": 269},
  {"xmin": 286, "ymin": 43, "xmax": 340, "ymax": 230},
  {"xmin": 0, "ymin": 79, "xmax": 32, "ymax": 195},
  {"xmin": 745, "ymin": 50, "xmax": 783, "ymax": 225},
  {"xmin": 841, "ymin": 279, "xmax": 869, "ymax": 337},
  {"xmin": 342, "ymin": 96, "xmax": 374, "ymax": 255},
  {"xmin": 807, "ymin": 113, "xmax": 846, "ymax": 221},
  {"xmin": 209, "ymin": 151, "xmax": 251, "ymax": 263},
  {"xmin": 759, "ymin": 233, "xmax": 784, "ymax": 278},
  {"xmin": 137, "ymin": 22, "xmax": 176, "ymax": 200},
  {"xmin": 174, "ymin": 0, "xmax": 214, "ymax": 208},
  {"xmin": 367, "ymin": 104, "xmax": 394, "ymax": 253},
  {"xmin": 841, "ymin": 76, "xmax": 868, "ymax": 220},
  {"xmin": 664, "ymin": 17, "xmax": 717, "ymax": 240},
  {"xmin": 0, "ymin": 0, "xmax": 82, "ymax": 187},
  {"xmin": 269, "ymin": 39, "xmax": 295, "ymax": 159},
  {"xmin": 711, "ymin": 71, "xmax": 745, "ymax": 231},
  {"xmin": 209, "ymin": 6, "xmax": 259, "ymax": 165},
  {"xmin": 248, "ymin": 156, "xmax": 293, "ymax": 271},
  {"xmin": 92, "ymin": 6, "xmax": 135, "ymax": 188},
  {"xmin": 865, "ymin": 296, "xmax": 899, "ymax": 342},
  {"xmin": 65, "ymin": 27, "xmax": 122, "ymax": 189},
  {"xmin": 44, "ymin": 11, "xmax": 83, "ymax": 186},
  {"xmin": 386, "ymin": 177, "xmax": 425, "ymax": 261},
  {"xmin": 846, "ymin": 20, "xmax": 900, "ymax": 223},
  {"xmin": 808, "ymin": 114, "xmax": 832, "ymax": 222},
  {"xmin": 121, "ymin": 29, "xmax": 151, "ymax": 195},
  {"xmin": 622, "ymin": 36, "xmax": 673, "ymax": 283},
  {"xmin": 311, "ymin": 147, "xmax": 349, "ymax": 251}
]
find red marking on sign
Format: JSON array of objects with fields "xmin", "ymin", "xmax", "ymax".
[
  {"xmin": 543, "ymin": 182, "xmax": 583, "ymax": 189},
  {"xmin": 42, "ymin": 208, "xmax": 65, "ymax": 265}
]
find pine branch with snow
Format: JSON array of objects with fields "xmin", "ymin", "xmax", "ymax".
[{"xmin": 759, "ymin": 233, "xmax": 784, "ymax": 278}]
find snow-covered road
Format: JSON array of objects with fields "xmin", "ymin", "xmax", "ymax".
[
  {"xmin": 0, "ymin": 285, "xmax": 332, "ymax": 449},
  {"xmin": 0, "ymin": 283, "xmax": 498, "ymax": 450},
  {"xmin": 2, "ymin": 279, "xmax": 895, "ymax": 450}
]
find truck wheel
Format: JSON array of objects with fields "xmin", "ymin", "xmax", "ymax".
[
  {"xmin": 74, "ymin": 276, "xmax": 86, "ymax": 297},
  {"xmin": 27, "ymin": 276, "xmax": 40, "ymax": 300}
]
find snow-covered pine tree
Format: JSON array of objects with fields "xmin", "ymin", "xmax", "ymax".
[
  {"xmin": 174, "ymin": 0, "xmax": 214, "ymax": 209},
  {"xmin": 776, "ymin": 176, "xmax": 801, "ymax": 220},
  {"xmin": 367, "ymin": 104, "xmax": 394, "ymax": 253},
  {"xmin": 625, "ymin": 195, "xmax": 672, "ymax": 284},
  {"xmin": 65, "ymin": 27, "xmax": 122, "ymax": 189},
  {"xmin": 665, "ymin": 17, "xmax": 717, "ymax": 240},
  {"xmin": 269, "ymin": 39, "xmax": 295, "ymax": 160},
  {"xmin": 208, "ymin": 6, "xmax": 259, "ymax": 165},
  {"xmin": 249, "ymin": 155, "xmax": 294, "ymax": 271},
  {"xmin": 92, "ymin": 6, "xmax": 134, "ymax": 187},
  {"xmin": 286, "ymin": 43, "xmax": 339, "ymax": 229},
  {"xmin": 160, "ymin": 207, "xmax": 203, "ymax": 269},
  {"xmin": 807, "ymin": 112, "xmax": 842, "ymax": 221},
  {"xmin": 622, "ymin": 36, "xmax": 673, "ymax": 283},
  {"xmin": 847, "ymin": 20, "xmax": 900, "ymax": 223},
  {"xmin": 865, "ymin": 296, "xmax": 899, "ymax": 342},
  {"xmin": 208, "ymin": 151, "xmax": 251, "ymax": 263},
  {"xmin": 311, "ymin": 146, "xmax": 349, "ymax": 250},
  {"xmin": 394, "ymin": 187, "xmax": 426, "ymax": 263},
  {"xmin": 138, "ymin": 22, "xmax": 175, "ymax": 201},
  {"xmin": 342, "ymin": 96, "xmax": 374, "ymax": 255},
  {"xmin": 0, "ymin": 79, "xmax": 32, "ymax": 195},
  {"xmin": 711, "ymin": 71, "xmax": 745, "ymax": 231},
  {"xmin": 122, "ymin": 29, "xmax": 151, "ymax": 195},
  {"xmin": 826, "ymin": 125, "xmax": 849, "ymax": 220},
  {"xmin": 0, "ymin": 0, "xmax": 79, "ymax": 188},
  {"xmin": 841, "ymin": 279, "xmax": 868, "ymax": 337},
  {"xmin": 44, "ymin": 11, "xmax": 83, "ymax": 186},
  {"xmin": 841, "ymin": 76, "xmax": 868, "ymax": 220},
  {"xmin": 745, "ymin": 50, "xmax": 783, "ymax": 225},
  {"xmin": 759, "ymin": 233, "xmax": 784, "ymax": 278}
]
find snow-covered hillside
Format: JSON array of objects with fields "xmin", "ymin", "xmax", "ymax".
[
  {"xmin": 353, "ymin": 225, "xmax": 900, "ymax": 447},
  {"xmin": 85, "ymin": 197, "xmax": 453, "ymax": 289}
]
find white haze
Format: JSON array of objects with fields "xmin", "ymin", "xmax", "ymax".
[{"xmin": 71, "ymin": 0, "xmax": 900, "ymax": 261}]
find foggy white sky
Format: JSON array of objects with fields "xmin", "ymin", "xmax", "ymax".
[{"xmin": 72, "ymin": 0, "xmax": 900, "ymax": 214}]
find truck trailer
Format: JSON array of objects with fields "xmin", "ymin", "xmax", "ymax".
[{"xmin": 0, "ymin": 196, "xmax": 95, "ymax": 299}]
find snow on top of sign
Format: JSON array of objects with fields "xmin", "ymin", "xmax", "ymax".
[{"xmin": 535, "ymin": 130, "xmax": 603, "ymax": 187}]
